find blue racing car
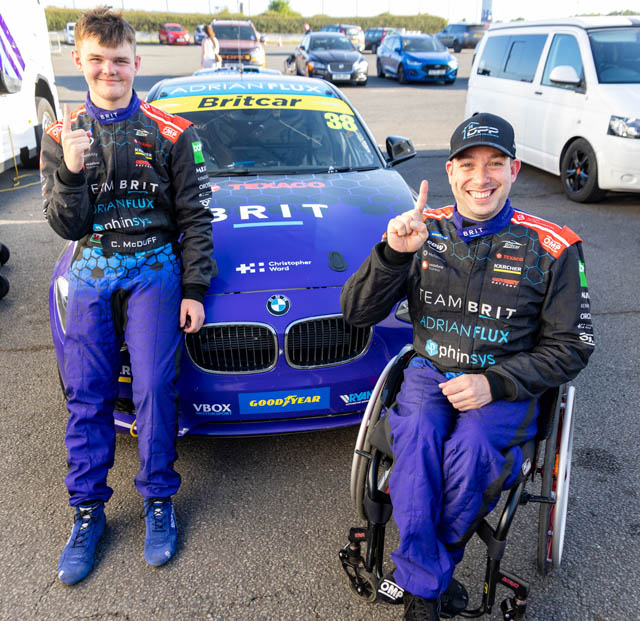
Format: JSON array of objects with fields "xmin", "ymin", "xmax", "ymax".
[
  {"xmin": 376, "ymin": 33, "xmax": 458, "ymax": 84},
  {"xmin": 50, "ymin": 70, "xmax": 416, "ymax": 436}
]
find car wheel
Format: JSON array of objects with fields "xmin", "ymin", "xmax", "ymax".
[
  {"xmin": 376, "ymin": 59, "xmax": 385, "ymax": 78},
  {"xmin": 561, "ymin": 138, "xmax": 607, "ymax": 203},
  {"xmin": 371, "ymin": 43, "xmax": 377, "ymax": 54},
  {"xmin": 444, "ymin": 79, "xmax": 456, "ymax": 85},
  {"xmin": 0, "ymin": 242, "xmax": 9, "ymax": 266},
  {"xmin": 357, "ymin": 79, "xmax": 367, "ymax": 87},
  {"xmin": 0, "ymin": 273, "xmax": 8, "ymax": 300},
  {"xmin": 453, "ymin": 40, "xmax": 462, "ymax": 53},
  {"xmin": 21, "ymin": 97, "xmax": 56, "ymax": 168},
  {"xmin": 398, "ymin": 65, "xmax": 407, "ymax": 84}
]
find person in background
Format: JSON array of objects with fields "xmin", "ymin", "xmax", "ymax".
[
  {"xmin": 304, "ymin": 22, "xmax": 312, "ymax": 35},
  {"xmin": 201, "ymin": 24, "xmax": 221, "ymax": 69}
]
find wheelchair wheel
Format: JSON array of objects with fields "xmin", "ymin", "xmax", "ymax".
[
  {"xmin": 350, "ymin": 358, "xmax": 393, "ymax": 520},
  {"xmin": 537, "ymin": 385, "xmax": 576, "ymax": 574}
]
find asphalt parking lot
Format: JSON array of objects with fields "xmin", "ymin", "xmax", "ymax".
[{"xmin": 0, "ymin": 42, "xmax": 638, "ymax": 620}]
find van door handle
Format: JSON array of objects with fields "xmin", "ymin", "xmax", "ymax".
[{"xmin": 534, "ymin": 90, "xmax": 543, "ymax": 95}]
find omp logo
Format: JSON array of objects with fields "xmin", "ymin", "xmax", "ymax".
[
  {"xmin": 542, "ymin": 235, "xmax": 562, "ymax": 253},
  {"xmin": 162, "ymin": 126, "xmax": 178, "ymax": 139},
  {"xmin": 48, "ymin": 125, "xmax": 63, "ymax": 140},
  {"xmin": 426, "ymin": 240, "xmax": 446, "ymax": 253},
  {"xmin": 579, "ymin": 332, "xmax": 595, "ymax": 346},
  {"xmin": 378, "ymin": 578, "xmax": 404, "ymax": 603},
  {"xmin": 339, "ymin": 390, "xmax": 372, "ymax": 405},
  {"xmin": 193, "ymin": 403, "xmax": 232, "ymax": 415}
]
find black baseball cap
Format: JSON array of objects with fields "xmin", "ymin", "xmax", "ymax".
[{"xmin": 448, "ymin": 112, "xmax": 516, "ymax": 161}]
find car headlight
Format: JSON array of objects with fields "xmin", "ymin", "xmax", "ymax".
[
  {"xmin": 312, "ymin": 61, "xmax": 327, "ymax": 70},
  {"xmin": 395, "ymin": 299, "xmax": 411, "ymax": 324},
  {"xmin": 354, "ymin": 59, "xmax": 368, "ymax": 71},
  {"xmin": 405, "ymin": 59, "xmax": 422, "ymax": 66},
  {"xmin": 55, "ymin": 276, "xmax": 69, "ymax": 333},
  {"xmin": 448, "ymin": 59, "xmax": 459, "ymax": 69},
  {"xmin": 608, "ymin": 116, "xmax": 640, "ymax": 138},
  {"xmin": 250, "ymin": 47, "xmax": 265, "ymax": 62}
]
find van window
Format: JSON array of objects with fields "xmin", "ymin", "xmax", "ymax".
[
  {"xmin": 589, "ymin": 27, "xmax": 640, "ymax": 84},
  {"xmin": 503, "ymin": 35, "xmax": 547, "ymax": 82},
  {"xmin": 477, "ymin": 35, "xmax": 510, "ymax": 76},
  {"xmin": 542, "ymin": 34, "xmax": 585, "ymax": 91},
  {"xmin": 477, "ymin": 34, "xmax": 546, "ymax": 82}
]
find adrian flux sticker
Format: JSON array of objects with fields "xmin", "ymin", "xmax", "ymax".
[{"xmin": 267, "ymin": 294, "xmax": 290, "ymax": 316}]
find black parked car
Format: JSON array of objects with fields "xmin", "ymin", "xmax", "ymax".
[
  {"xmin": 435, "ymin": 23, "xmax": 488, "ymax": 52},
  {"xmin": 364, "ymin": 27, "xmax": 398, "ymax": 54},
  {"xmin": 295, "ymin": 32, "xmax": 368, "ymax": 86}
]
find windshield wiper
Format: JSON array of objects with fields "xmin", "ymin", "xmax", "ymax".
[{"xmin": 327, "ymin": 165, "xmax": 379, "ymax": 173}]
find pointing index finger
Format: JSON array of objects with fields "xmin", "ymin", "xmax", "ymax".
[
  {"xmin": 415, "ymin": 179, "xmax": 429, "ymax": 218},
  {"xmin": 62, "ymin": 104, "xmax": 71, "ymax": 133}
]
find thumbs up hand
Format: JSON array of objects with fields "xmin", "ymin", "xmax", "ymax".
[{"xmin": 61, "ymin": 104, "xmax": 92, "ymax": 174}]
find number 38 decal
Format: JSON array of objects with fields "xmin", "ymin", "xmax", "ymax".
[{"xmin": 324, "ymin": 112, "xmax": 357, "ymax": 132}]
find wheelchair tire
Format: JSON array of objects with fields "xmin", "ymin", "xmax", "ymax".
[{"xmin": 537, "ymin": 385, "xmax": 576, "ymax": 574}]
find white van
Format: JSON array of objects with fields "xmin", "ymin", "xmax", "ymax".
[
  {"xmin": 465, "ymin": 17, "xmax": 640, "ymax": 202},
  {"xmin": 0, "ymin": 2, "xmax": 60, "ymax": 172}
]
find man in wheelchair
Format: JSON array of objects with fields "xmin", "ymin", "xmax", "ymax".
[{"xmin": 340, "ymin": 113, "xmax": 595, "ymax": 620}]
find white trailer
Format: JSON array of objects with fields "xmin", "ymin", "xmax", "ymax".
[{"xmin": 0, "ymin": 1, "xmax": 60, "ymax": 173}]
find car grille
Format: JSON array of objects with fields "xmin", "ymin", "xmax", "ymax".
[
  {"xmin": 221, "ymin": 50, "xmax": 252, "ymax": 61},
  {"xmin": 422, "ymin": 63, "xmax": 450, "ymax": 72},
  {"xmin": 285, "ymin": 315, "xmax": 372, "ymax": 369},
  {"xmin": 186, "ymin": 323, "xmax": 277, "ymax": 373},
  {"xmin": 329, "ymin": 62, "xmax": 352, "ymax": 72}
]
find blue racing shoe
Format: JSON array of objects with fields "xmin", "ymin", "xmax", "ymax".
[
  {"xmin": 143, "ymin": 498, "xmax": 177, "ymax": 566},
  {"xmin": 57, "ymin": 502, "xmax": 106, "ymax": 585}
]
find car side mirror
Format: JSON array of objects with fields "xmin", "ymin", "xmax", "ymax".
[
  {"xmin": 259, "ymin": 35, "xmax": 266, "ymax": 43},
  {"xmin": 385, "ymin": 136, "xmax": 416, "ymax": 166},
  {"xmin": 549, "ymin": 65, "xmax": 581, "ymax": 85}
]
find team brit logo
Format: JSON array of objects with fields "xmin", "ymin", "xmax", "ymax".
[{"xmin": 267, "ymin": 294, "xmax": 290, "ymax": 316}]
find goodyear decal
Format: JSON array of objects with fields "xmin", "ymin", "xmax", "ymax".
[
  {"xmin": 239, "ymin": 388, "xmax": 330, "ymax": 414},
  {"xmin": 151, "ymin": 94, "xmax": 353, "ymax": 116}
]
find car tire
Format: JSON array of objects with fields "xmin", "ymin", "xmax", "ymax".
[
  {"xmin": 376, "ymin": 59, "xmax": 385, "ymax": 78},
  {"xmin": 357, "ymin": 79, "xmax": 367, "ymax": 87},
  {"xmin": 371, "ymin": 44, "xmax": 377, "ymax": 54},
  {"xmin": 21, "ymin": 97, "xmax": 56, "ymax": 169},
  {"xmin": 0, "ymin": 273, "xmax": 8, "ymax": 300},
  {"xmin": 0, "ymin": 242, "xmax": 9, "ymax": 266},
  {"xmin": 444, "ymin": 79, "xmax": 456, "ymax": 85},
  {"xmin": 561, "ymin": 138, "xmax": 607, "ymax": 203},
  {"xmin": 398, "ymin": 65, "xmax": 407, "ymax": 84},
  {"xmin": 453, "ymin": 40, "xmax": 462, "ymax": 53}
]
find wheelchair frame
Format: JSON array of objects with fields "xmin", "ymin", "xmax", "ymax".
[{"xmin": 340, "ymin": 345, "xmax": 576, "ymax": 620}]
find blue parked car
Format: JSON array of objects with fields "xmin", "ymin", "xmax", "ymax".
[
  {"xmin": 49, "ymin": 71, "xmax": 416, "ymax": 437},
  {"xmin": 376, "ymin": 33, "xmax": 458, "ymax": 84}
]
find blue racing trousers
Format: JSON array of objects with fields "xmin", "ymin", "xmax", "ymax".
[
  {"xmin": 63, "ymin": 244, "xmax": 182, "ymax": 506},
  {"xmin": 388, "ymin": 361, "xmax": 539, "ymax": 600}
]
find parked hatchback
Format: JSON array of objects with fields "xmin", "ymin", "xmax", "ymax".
[
  {"xmin": 364, "ymin": 27, "xmax": 398, "ymax": 54},
  {"xmin": 158, "ymin": 23, "xmax": 190, "ymax": 45},
  {"xmin": 436, "ymin": 23, "xmax": 488, "ymax": 52},
  {"xmin": 466, "ymin": 17, "xmax": 640, "ymax": 202}
]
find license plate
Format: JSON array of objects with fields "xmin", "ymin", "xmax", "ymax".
[
  {"xmin": 332, "ymin": 73, "xmax": 351, "ymax": 81},
  {"xmin": 428, "ymin": 70, "xmax": 446, "ymax": 76}
]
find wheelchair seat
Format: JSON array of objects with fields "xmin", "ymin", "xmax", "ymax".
[{"xmin": 341, "ymin": 346, "xmax": 577, "ymax": 619}]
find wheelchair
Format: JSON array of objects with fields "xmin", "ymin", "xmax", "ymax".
[{"xmin": 339, "ymin": 345, "xmax": 576, "ymax": 620}]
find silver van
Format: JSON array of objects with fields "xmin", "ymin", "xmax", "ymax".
[{"xmin": 465, "ymin": 17, "xmax": 640, "ymax": 202}]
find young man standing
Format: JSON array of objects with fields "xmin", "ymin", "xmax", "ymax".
[
  {"xmin": 341, "ymin": 113, "xmax": 594, "ymax": 620},
  {"xmin": 41, "ymin": 8, "xmax": 215, "ymax": 584}
]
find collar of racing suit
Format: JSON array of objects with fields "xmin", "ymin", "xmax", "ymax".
[
  {"xmin": 452, "ymin": 198, "xmax": 514, "ymax": 243},
  {"xmin": 84, "ymin": 90, "xmax": 141, "ymax": 124}
]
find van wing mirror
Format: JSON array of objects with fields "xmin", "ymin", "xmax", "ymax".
[
  {"xmin": 0, "ymin": 65, "xmax": 22, "ymax": 95},
  {"xmin": 385, "ymin": 136, "xmax": 416, "ymax": 166},
  {"xmin": 549, "ymin": 65, "xmax": 581, "ymax": 85}
]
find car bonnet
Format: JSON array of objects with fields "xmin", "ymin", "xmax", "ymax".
[{"xmin": 207, "ymin": 169, "xmax": 414, "ymax": 293}]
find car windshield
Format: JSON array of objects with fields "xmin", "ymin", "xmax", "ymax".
[
  {"xmin": 214, "ymin": 25, "xmax": 256, "ymax": 40},
  {"xmin": 164, "ymin": 95, "xmax": 379, "ymax": 174},
  {"xmin": 402, "ymin": 37, "xmax": 445, "ymax": 52},
  {"xmin": 589, "ymin": 27, "xmax": 640, "ymax": 84},
  {"xmin": 167, "ymin": 25, "xmax": 183, "ymax": 32},
  {"xmin": 310, "ymin": 36, "xmax": 355, "ymax": 51},
  {"xmin": 346, "ymin": 27, "xmax": 360, "ymax": 35}
]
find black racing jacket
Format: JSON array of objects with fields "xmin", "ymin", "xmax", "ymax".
[
  {"xmin": 341, "ymin": 203, "xmax": 595, "ymax": 401},
  {"xmin": 40, "ymin": 99, "xmax": 215, "ymax": 302}
]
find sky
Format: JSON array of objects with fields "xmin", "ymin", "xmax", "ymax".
[{"xmin": 41, "ymin": 0, "xmax": 640, "ymax": 22}]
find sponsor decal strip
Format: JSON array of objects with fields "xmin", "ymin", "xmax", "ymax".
[
  {"xmin": 233, "ymin": 221, "xmax": 303, "ymax": 228},
  {"xmin": 151, "ymin": 94, "xmax": 354, "ymax": 115}
]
